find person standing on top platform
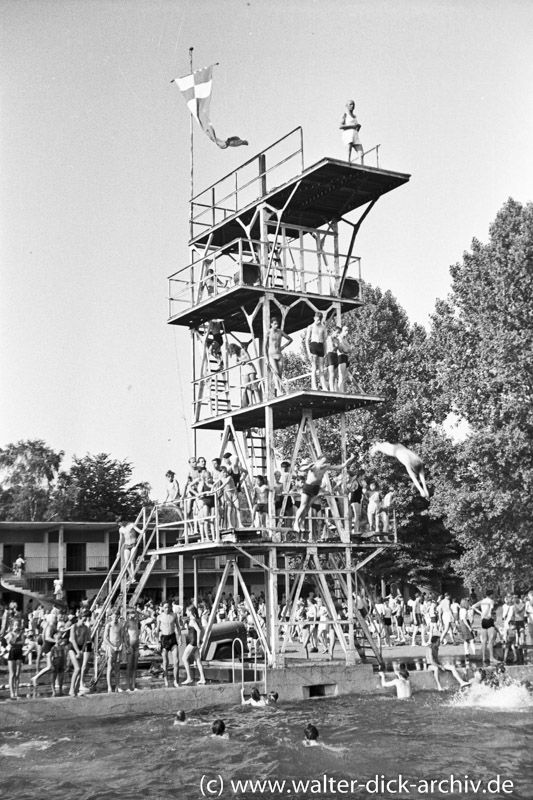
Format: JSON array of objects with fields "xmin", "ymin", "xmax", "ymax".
[
  {"xmin": 306, "ymin": 312, "xmax": 328, "ymax": 391},
  {"xmin": 340, "ymin": 100, "xmax": 364, "ymax": 164},
  {"xmin": 266, "ymin": 318, "xmax": 293, "ymax": 396}
]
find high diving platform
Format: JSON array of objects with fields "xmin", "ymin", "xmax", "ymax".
[{"xmin": 92, "ymin": 126, "xmax": 410, "ymax": 671}]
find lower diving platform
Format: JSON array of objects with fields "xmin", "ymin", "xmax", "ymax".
[{"xmin": 194, "ymin": 388, "xmax": 383, "ymax": 431}]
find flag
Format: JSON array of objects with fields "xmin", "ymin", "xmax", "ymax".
[{"xmin": 172, "ymin": 65, "xmax": 248, "ymax": 149}]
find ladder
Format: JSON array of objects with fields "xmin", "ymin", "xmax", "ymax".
[
  {"xmin": 90, "ymin": 505, "xmax": 160, "ymax": 643},
  {"xmin": 245, "ymin": 428, "xmax": 267, "ymax": 476},
  {"xmin": 208, "ymin": 353, "xmax": 231, "ymax": 417}
]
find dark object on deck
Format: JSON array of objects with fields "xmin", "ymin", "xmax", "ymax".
[{"xmin": 203, "ymin": 622, "xmax": 247, "ymax": 661}]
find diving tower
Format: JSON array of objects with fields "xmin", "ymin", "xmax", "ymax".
[{"xmin": 93, "ymin": 128, "xmax": 410, "ymax": 670}]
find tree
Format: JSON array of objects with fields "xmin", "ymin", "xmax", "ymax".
[
  {"xmin": 0, "ymin": 440, "xmax": 64, "ymax": 521},
  {"xmin": 276, "ymin": 284, "xmax": 457, "ymax": 587},
  {"xmin": 429, "ymin": 199, "xmax": 533, "ymax": 588},
  {"xmin": 50, "ymin": 453, "xmax": 151, "ymax": 521}
]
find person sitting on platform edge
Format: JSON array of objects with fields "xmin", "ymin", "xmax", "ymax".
[
  {"xmin": 293, "ymin": 453, "xmax": 356, "ymax": 533},
  {"xmin": 426, "ymin": 636, "xmax": 470, "ymax": 691}
]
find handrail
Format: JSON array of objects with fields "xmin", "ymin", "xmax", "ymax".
[
  {"xmin": 231, "ymin": 637, "xmax": 245, "ymax": 685},
  {"xmin": 90, "ymin": 504, "xmax": 160, "ymax": 637},
  {"xmin": 190, "ymin": 128, "xmax": 304, "ymax": 235},
  {"xmin": 191, "ymin": 127, "xmax": 303, "ymax": 205}
]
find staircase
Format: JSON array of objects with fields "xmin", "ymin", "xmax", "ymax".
[
  {"xmin": 0, "ymin": 564, "xmax": 64, "ymax": 608},
  {"xmin": 89, "ymin": 504, "xmax": 161, "ymax": 644}
]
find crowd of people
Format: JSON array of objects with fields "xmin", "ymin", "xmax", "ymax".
[
  {"xmin": 0, "ymin": 589, "xmax": 270, "ymax": 700},
  {"xmin": 159, "ymin": 452, "xmax": 397, "ymax": 541},
  {"xmin": 203, "ymin": 309, "xmax": 364, "ymax": 408},
  {"xmin": 2, "ymin": 585, "xmax": 531, "ymax": 701}
]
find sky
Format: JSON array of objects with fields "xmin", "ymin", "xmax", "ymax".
[{"xmin": 1, "ymin": 0, "xmax": 532, "ymax": 500}]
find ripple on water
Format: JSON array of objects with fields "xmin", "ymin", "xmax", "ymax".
[{"xmin": 1, "ymin": 693, "xmax": 532, "ymax": 799}]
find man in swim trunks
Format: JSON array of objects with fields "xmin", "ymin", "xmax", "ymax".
[
  {"xmin": 306, "ymin": 312, "xmax": 328, "ymax": 391},
  {"xmin": 156, "ymin": 601, "xmax": 181, "ymax": 688},
  {"xmin": 266, "ymin": 318, "xmax": 293, "ymax": 395},
  {"xmin": 472, "ymin": 592, "xmax": 497, "ymax": 665},
  {"xmin": 103, "ymin": 610, "xmax": 125, "ymax": 693},
  {"xmin": 278, "ymin": 460, "xmax": 294, "ymax": 527},
  {"xmin": 325, "ymin": 326, "xmax": 341, "ymax": 392},
  {"xmin": 340, "ymin": 99, "xmax": 364, "ymax": 164},
  {"xmin": 294, "ymin": 453, "xmax": 356, "ymax": 533},
  {"xmin": 426, "ymin": 636, "xmax": 470, "ymax": 691},
  {"xmin": 117, "ymin": 518, "xmax": 138, "ymax": 583},
  {"xmin": 124, "ymin": 607, "xmax": 141, "ymax": 691}
]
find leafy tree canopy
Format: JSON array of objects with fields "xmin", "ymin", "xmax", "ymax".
[
  {"xmin": 0, "ymin": 441, "xmax": 151, "ymax": 522},
  {"xmin": 428, "ymin": 199, "xmax": 533, "ymax": 588},
  {"xmin": 0, "ymin": 440, "xmax": 64, "ymax": 521}
]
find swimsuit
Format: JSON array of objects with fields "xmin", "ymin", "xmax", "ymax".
[
  {"xmin": 481, "ymin": 618, "xmax": 495, "ymax": 630},
  {"xmin": 160, "ymin": 633, "xmax": 178, "ymax": 651},
  {"xmin": 8, "ymin": 644, "xmax": 23, "ymax": 661},
  {"xmin": 349, "ymin": 484, "xmax": 363, "ymax": 504},
  {"xmin": 309, "ymin": 341, "xmax": 325, "ymax": 357},
  {"xmin": 302, "ymin": 483, "xmax": 321, "ymax": 498},
  {"xmin": 326, "ymin": 352, "xmax": 338, "ymax": 367},
  {"xmin": 185, "ymin": 628, "xmax": 198, "ymax": 647}
]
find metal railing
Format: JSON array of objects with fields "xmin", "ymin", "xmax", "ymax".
[
  {"xmin": 168, "ymin": 236, "xmax": 362, "ymax": 319},
  {"xmin": 0, "ymin": 561, "xmax": 52, "ymax": 600},
  {"xmin": 11, "ymin": 555, "xmax": 114, "ymax": 574},
  {"xmin": 190, "ymin": 128, "xmax": 304, "ymax": 238}
]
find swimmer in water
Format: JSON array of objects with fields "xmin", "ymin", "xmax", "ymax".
[
  {"xmin": 302, "ymin": 723, "xmax": 346, "ymax": 752},
  {"xmin": 174, "ymin": 710, "xmax": 187, "ymax": 725},
  {"xmin": 487, "ymin": 663, "xmax": 512, "ymax": 689},
  {"xmin": 241, "ymin": 687, "xmax": 268, "ymax": 707},
  {"xmin": 211, "ymin": 719, "xmax": 228, "ymax": 738},
  {"xmin": 378, "ymin": 663, "xmax": 412, "ymax": 699}
]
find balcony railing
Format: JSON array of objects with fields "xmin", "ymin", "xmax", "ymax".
[
  {"xmin": 168, "ymin": 236, "xmax": 361, "ymax": 319},
  {"xmin": 22, "ymin": 556, "xmax": 112, "ymax": 574}
]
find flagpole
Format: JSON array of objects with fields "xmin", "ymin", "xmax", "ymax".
[
  {"xmin": 188, "ymin": 46, "xmax": 198, "ymax": 459},
  {"xmin": 189, "ymin": 46, "xmax": 194, "ymax": 240}
]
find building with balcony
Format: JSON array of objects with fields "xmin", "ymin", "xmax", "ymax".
[{"xmin": 0, "ymin": 521, "xmax": 268, "ymax": 609}]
